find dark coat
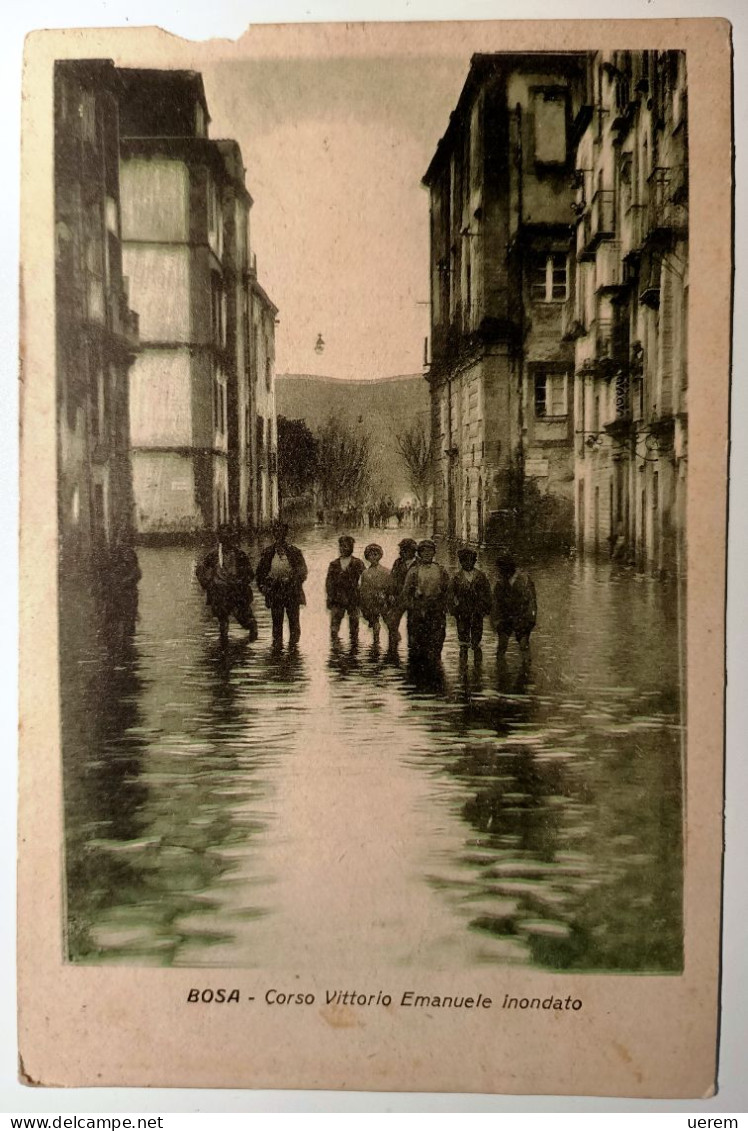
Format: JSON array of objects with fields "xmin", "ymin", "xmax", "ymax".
[
  {"xmin": 325, "ymin": 557, "xmax": 366, "ymax": 610},
  {"xmin": 255, "ymin": 543, "xmax": 308, "ymax": 608},
  {"xmin": 196, "ymin": 547, "xmax": 254, "ymax": 617},
  {"xmin": 492, "ymin": 570, "xmax": 537, "ymax": 634},
  {"xmin": 390, "ymin": 556, "xmax": 416, "ymax": 595},
  {"xmin": 448, "ymin": 569, "xmax": 493, "ymax": 618}
]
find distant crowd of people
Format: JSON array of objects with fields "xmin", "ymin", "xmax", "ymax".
[
  {"xmin": 197, "ymin": 522, "xmax": 537, "ymax": 662},
  {"xmin": 315, "ymin": 499, "xmax": 431, "ymax": 531}
]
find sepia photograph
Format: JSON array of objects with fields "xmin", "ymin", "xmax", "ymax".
[
  {"xmin": 55, "ymin": 46, "xmax": 688, "ymax": 974},
  {"xmin": 17, "ymin": 16, "xmax": 731, "ymax": 1096}
]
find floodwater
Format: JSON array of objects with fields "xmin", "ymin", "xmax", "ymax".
[{"xmin": 60, "ymin": 525, "xmax": 684, "ymax": 972}]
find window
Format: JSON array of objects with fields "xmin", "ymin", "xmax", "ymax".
[
  {"xmin": 534, "ymin": 371, "xmax": 568, "ymax": 418},
  {"xmin": 213, "ymin": 373, "xmax": 226, "ymax": 437},
  {"xmin": 533, "ymin": 89, "xmax": 568, "ymax": 165},
  {"xmin": 265, "ymin": 356, "xmax": 272, "ymax": 392},
  {"xmin": 211, "ymin": 274, "xmax": 224, "ymax": 347},
  {"xmin": 530, "ymin": 253, "xmax": 568, "ymax": 302}
]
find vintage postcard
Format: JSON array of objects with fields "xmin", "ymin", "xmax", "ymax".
[{"xmin": 18, "ymin": 18, "xmax": 731, "ymax": 1095}]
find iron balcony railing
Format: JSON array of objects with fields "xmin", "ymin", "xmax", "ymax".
[
  {"xmin": 648, "ymin": 166, "xmax": 688, "ymax": 237},
  {"xmin": 586, "ymin": 314, "xmax": 629, "ymax": 376},
  {"xmin": 614, "ymin": 371, "xmax": 632, "ymax": 420}
]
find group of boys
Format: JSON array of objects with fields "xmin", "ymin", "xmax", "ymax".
[
  {"xmin": 197, "ymin": 523, "xmax": 536, "ymax": 661},
  {"xmin": 325, "ymin": 535, "xmax": 536, "ymax": 662}
]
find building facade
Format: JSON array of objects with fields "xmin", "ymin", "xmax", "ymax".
[
  {"xmin": 116, "ymin": 68, "xmax": 276, "ymax": 539},
  {"xmin": 423, "ymin": 53, "xmax": 588, "ymax": 545},
  {"xmin": 570, "ymin": 51, "xmax": 688, "ymax": 574},
  {"xmin": 250, "ymin": 272, "xmax": 280, "ymax": 527},
  {"xmin": 54, "ymin": 60, "xmax": 139, "ymax": 581}
]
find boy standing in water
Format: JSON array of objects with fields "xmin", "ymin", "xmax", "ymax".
[
  {"xmin": 326, "ymin": 535, "xmax": 366, "ymax": 645},
  {"xmin": 449, "ymin": 547, "xmax": 493, "ymax": 655},
  {"xmin": 492, "ymin": 554, "xmax": 537, "ymax": 662},
  {"xmin": 255, "ymin": 521, "xmax": 308, "ymax": 648},
  {"xmin": 387, "ymin": 537, "xmax": 417, "ymax": 644},
  {"xmin": 401, "ymin": 538, "xmax": 450, "ymax": 661},
  {"xmin": 196, "ymin": 524, "xmax": 257, "ymax": 645},
  {"xmin": 359, "ymin": 543, "xmax": 392, "ymax": 647}
]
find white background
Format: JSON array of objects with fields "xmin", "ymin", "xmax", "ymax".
[{"xmin": 2, "ymin": 0, "xmax": 745, "ymax": 1116}]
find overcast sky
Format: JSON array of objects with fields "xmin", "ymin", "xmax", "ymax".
[{"xmin": 201, "ymin": 52, "xmax": 470, "ymax": 379}]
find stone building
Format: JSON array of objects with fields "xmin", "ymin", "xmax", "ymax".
[
  {"xmin": 116, "ymin": 68, "xmax": 275, "ymax": 539},
  {"xmin": 570, "ymin": 51, "xmax": 688, "ymax": 574},
  {"xmin": 423, "ymin": 53, "xmax": 588, "ymax": 544},
  {"xmin": 54, "ymin": 60, "xmax": 140, "ymax": 580},
  {"xmin": 250, "ymin": 271, "xmax": 280, "ymax": 527}
]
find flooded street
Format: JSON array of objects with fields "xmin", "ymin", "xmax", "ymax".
[{"xmin": 61, "ymin": 526, "xmax": 684, "ymax": 973}]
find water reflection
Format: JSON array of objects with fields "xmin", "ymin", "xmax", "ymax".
[{"xmin": 61, "ymin": 527, "xmax": 683, "ymax": 972}]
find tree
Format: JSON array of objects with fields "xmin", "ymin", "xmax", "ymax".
[
  {"xmin": 315, "ymin": 413, "xmax": 371, "ymax": 511},
  {"xmin": 277, "ymin": 416, "xmax": 318, "ymax": 500},
  {"xmin": 395, "ymin": 415, "xmax": 432, "ymax": 506}
]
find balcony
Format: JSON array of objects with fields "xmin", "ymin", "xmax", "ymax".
[
  {"xmin": 605, "ymin": 372, "xmax": 634, "ymax": 438},
  {"xmin": 574, "ymin": 328, "xmax": 597, "ymax": 375},
  {"xmin": 595, "ymin": 317, "xmax": 615, "ymax": 365},
  {"xmin": 620, "ymin": 203, "xmax": 648, "ymax": 260},
  {"xmin": 595, "ymin": 241, "xmax": 626, "ymax": 293},
  {"xmin": 590, "ymin": 189, "xmax": 615, "ymax": 243},
  {"xmin": 576, "ymin": 211, "xmax": 594, "ymax": 261},
  {"xmin": 107, "ymin": 286, "xmax": 139, "ymax": 350},
  {"xmin": 648, "ymin": 167, "xmax": 688, "ymax": 239},
  {"xmin": 580, "ymin": 314, "xmax": 629, "ymax": 378},
  {"xmin": 577, "ymin": 189, "xmax": 616, "ymax": 260},
  {"xmin": 638, "ymin": 247, "xmax": 662, "ymax": 310},
  {"xmin": 560, "ymin": 294, "xmax": 585, "ymax": 341}
]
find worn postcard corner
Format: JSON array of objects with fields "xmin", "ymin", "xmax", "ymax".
[{"xmin": 18, "ymin": 17, "xmax": 731, "ymax": 1096}]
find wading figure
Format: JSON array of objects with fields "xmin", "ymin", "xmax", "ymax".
[
  {"xmin": 402, "ymin": 538, "xmax": 450, "ymax": 661},
  {"xmin": 105, "ymin": 527, "xmax": 142, "ymax": 648},
  {"xmin": 255, "ymin": 521, "xmax": 308, "ymax": 648},
  {"xmin": 387, "ymin": 537, "xmax": 418, "ymax": 645},
  {"xmin": 197, "ymin": 524, "xmax": 257, "ymax": 646},
  {"xmin": 359, "ymin": 543, "xmax": 393, "ymax": 647},
  {"xmin": 492, "ymin": 554, "xmax": 537, "ymax": 662},
  {"xmin": 326, "ymin": 535, "xmax": 365, "ymax": 646},
  {"xmin": 449, "ymin": 547, "xmax": 493, "ymax": 655}
]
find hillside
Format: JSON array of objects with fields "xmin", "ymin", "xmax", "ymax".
[{"xmin": 275, "ymin": 373, "xmax": 430, "ymax": 503}]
